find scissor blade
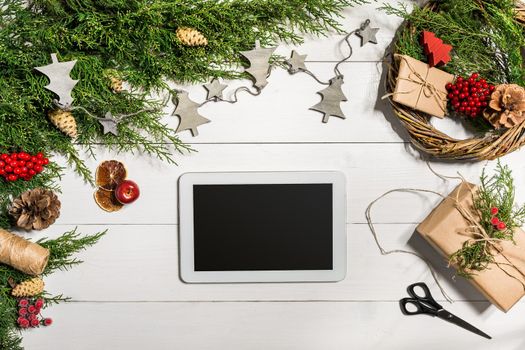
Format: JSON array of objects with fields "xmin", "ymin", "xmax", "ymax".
[{"xmin": 437, "ymin": 309, "xmax": 491, "ymax": 339}]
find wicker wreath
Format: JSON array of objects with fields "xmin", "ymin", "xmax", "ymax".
[{"xmin": 385, "ymin": 1, "xmax": 525, "ymax": 161}]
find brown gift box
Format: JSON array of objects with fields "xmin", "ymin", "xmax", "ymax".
[
  {"xmin": 393, "ymin": 54, "xmax": 454, "ymax": 118},
  {"xmin": 417, "ymin": 182, "xmax": 525, "ymax": 312}
]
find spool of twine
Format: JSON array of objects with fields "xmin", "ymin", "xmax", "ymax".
[{"xmin": 0, "ymin": 229, "xmax": 49, "ymax": 275}]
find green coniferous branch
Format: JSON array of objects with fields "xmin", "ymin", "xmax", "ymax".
[
  {"xmin": 381, "ymin": 0, "xmax": 525, "ymax": 85},
  {"xmin": 38, "ymin": 228, "xmax": 107, "ymax": 274},
  {"xmin": 0, "ymin": 0, "xmax": 360, "ymax": 230},
  {"xmin": 0, "ymin": 229, "xmax": 106, "ymax": 349}
]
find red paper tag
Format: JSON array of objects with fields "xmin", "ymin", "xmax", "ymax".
[{"xmin": 421, "ymin": 31, "xmax": 452, "ymax": 67}]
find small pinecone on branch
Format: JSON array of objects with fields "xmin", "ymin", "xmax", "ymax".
[
  {"xmin": 48, "ymin": 109, "xmax": 78, "ymax": 138},
  {"xmin": 9, "ymin": 188, "xmax": 61, "ymax": 230},
  {"xmin": 110, "ymin": 76, "xmax": 123, "ymax": 93},
  {"xmin": 176, "ymin": 27, "xmax": 208, "ymax": 47},
  {"xmin": 11, "ymin": 277, "xmax": 45, "ymax": 297},
  {"xmin": 483, "ymin": 84, "xmax": 525, "ymax": 129}
]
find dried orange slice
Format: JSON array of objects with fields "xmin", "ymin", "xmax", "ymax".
[
  {"xmin": 93, "ymin": 188, "xmax": 124, "ymax": 212},
  {"xmin": 95, "ymin": 160, "xmax": 127, "ymax": 191}
]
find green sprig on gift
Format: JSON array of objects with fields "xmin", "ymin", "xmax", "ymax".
[
  {"xmin": 450, "ymin": 162, "xmax": 525, "ymax": 277},
  {"xmin": 0, "ymin": 228, "xmax": 106, "ymax": 349}
]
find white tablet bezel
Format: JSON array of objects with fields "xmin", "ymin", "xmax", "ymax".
[{"xmin": 178, "ymin": 171, "xmax": 346, "ymax": 283}]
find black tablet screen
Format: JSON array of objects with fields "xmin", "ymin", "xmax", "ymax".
[{"xmin": 193, "ymin": 184, "xmax": 333, "ymax": 271}]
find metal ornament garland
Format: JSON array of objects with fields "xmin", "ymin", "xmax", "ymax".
[
  {"xmin": 286, "ymin": 50, "xmax": 308, "ymax": 73},
  {"xmin": 310, "ymin": 76, "xmax": 348, "ymax": 123},
  {"xmin": 35, "ymin": 53, "xmax": 78, "ymax": 109},
  {"xmin": 35, "ymin": 54, "xmax": 155, "ymax": 137},
  {"xmin": 240, "ymin": 41, "xmax": 277, "ymax": 89},
  {"xmin": 172, "ymin": 91, "xmax": 211, "ymax": 136},
  {"xmin": 356, "ymin": 21, "xmax": 380, "ymax": 46},
  {"xmin": 203, "ymin": 79, "xmax": 228, "ymax": 100},
  {"xmin": 34, "ymin": 20, "xmax": 379, "ymax": 138},
  {"xmin": 173, "ymin": 19, "xmax": 379, "ymax": 136}
]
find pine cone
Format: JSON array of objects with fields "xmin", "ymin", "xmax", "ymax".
[
  {"xmin": 110, "ymin": 77, "xmax": 123, "ymax": 93},
  {"xmin": 484, "ymin": 84, "xmax": 525, "ymax": 129},
  {"xmin": 48, "ymin": 109, "xmax": 78, "ymax": 138},
  {"xmin": 176, "ymin": 27, "xmax": 208, "ymax": 47},
  {"xmin": 9, "ymin": 188, "xmax": 61, "ymax": 230},
  {"xmin": 11, "ymin": 277, "xmax": 45, "ymax": 297}
]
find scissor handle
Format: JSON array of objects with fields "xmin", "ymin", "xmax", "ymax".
[
  {"xmin": 407, "ymin": 282, "xmax": 442, "ymax": 309},
  {"xmin": 399, "ymin": 298, "xmax": 437, "ymax": 316},
  {"xmin": 398, "ymin": 282, "xmax": 443, "ymax": 316}
]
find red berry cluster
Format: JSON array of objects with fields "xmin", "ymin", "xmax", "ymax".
[
  {"xmin": 490, "ymin": 207, "xmax": 507, "ymax": 231},
  {"xmin": 0, "ymin": 152, "xmax": 49, "ymax": 182},
  {"xmin": 17, "ymin": 298, "xmax": 52, "ymax": 328},
  {"xmin": 446, "ymin": 73, "xmax": 495, "ymax": 118}
]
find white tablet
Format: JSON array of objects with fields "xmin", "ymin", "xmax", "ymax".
[{"xmin": 178, "ymin": 171, "xmax": 346, "ymax": 283}]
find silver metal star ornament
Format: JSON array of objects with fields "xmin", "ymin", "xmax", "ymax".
[
  {"xmin": 286, "ymin": 50, "xmax": 307, "ymax": 74},
  {"xmin": 204, "ymin": 79, "xmax": 227, "ymax": 100},
  {"xmin": 240, "ymin": 40, "xmax": 277, "ymax": 89},
  {"xmin": 310, "ymin": 75, "xmax": 347, "ymax": 123},
  {"xmin": 35, "ymin": 53, "xmax": 78, "ymax": 108},
  {"xmin": 356, "ymin": 21, "xmax": 379, "ymax": 46},
  {"xmin": 172, "ymin": 91, "xmax": 210, "ymax": 137},
  {"xmin": 98, "ymin": 112, "xmax": 119, "ymax": 136}
]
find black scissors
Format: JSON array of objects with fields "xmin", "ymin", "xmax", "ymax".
[{"xmin": 400, "ymin": 282, "xmax": 491, "ymax": 339}]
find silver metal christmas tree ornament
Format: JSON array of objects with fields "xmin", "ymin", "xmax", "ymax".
[
  {"xmin": 240, "ymin": 40, "xmax": 277, "ymax": 89},
  {"xmin": 310, "ymin": 75, "xmax": 347, "ymax": 123},
  {"xmin": 35, "ymin": 53, "xmax": 78, "ymax": 108},
  {"xmin": 173, "ymin": 91, "xmax": 210, "ymax": 136}
]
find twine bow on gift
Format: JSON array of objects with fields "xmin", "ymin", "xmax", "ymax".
[
  {"xmin": 451, "ymin": 183, "xmax": 525, "ymax": 289},
  {"xmin": 382, "ymin": 55, "xmax": 448, "ymax": 115}
]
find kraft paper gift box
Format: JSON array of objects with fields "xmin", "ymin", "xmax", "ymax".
[
  {"xmin": 393, "ymin": 54, "xmax": 454, "ymax": 118},
  {"xmin": 417, "ymin": 181, "xmax": 525, "ymax": 312}
]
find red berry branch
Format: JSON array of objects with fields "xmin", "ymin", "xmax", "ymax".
[
  {"xmin": 490, "ymin": 206, "xmax": 507, "ymax": 231},
  {"xmin": 0, "ymin": 152, "xmax": 50, "ymax": 182},
  {"xmin": 16, "ymin": 298, "xmax": 52, "ymax": 329},
  {"xmin": 446, "ymin": 73, "xmax": 495, "ymax": 118}
]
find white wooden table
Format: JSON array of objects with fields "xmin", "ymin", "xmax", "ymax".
[{"xmin": 23, "ymin": 2, "xmax": 525, "ymax": 349}]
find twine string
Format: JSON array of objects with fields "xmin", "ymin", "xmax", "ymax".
[
  {"xmin": 301, "ymin": 69, "xmax": 331, "ymax": 85},
  {"xmin": 365, "ymin": 187, "xmax": 453, "ymax": 303},
  {"xmin": 284, "ymin": 19, "xmax": 366, "ymax": 84},
  {"xmin": 53, "ymin": 99, "xmax": 156, "ymax": 123},
  {"xmin": 333, "ymin": 19, "xmax": 367, "ymax": 77},
  {"xmin": 381, "ymin": 55, "xmax": 448, "ymax": 113},
  {"xmin": 0, "ymin": 229, "xmax": 49, "ymax": 276},
  {"xmin": 199, "ymin": 85, "xmax": 262, "ymax": 107}
]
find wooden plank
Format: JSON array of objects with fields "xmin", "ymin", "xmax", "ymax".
[
  {"xmin": 50, "ymin": 144, "xmax": 525, "ymax": 226},
  {"xmin": 34, "ymin": 223, "xmax": 505, "ymax": 303},
  {"xmin": 22, "ymin": 300, "xmax": 525, "ymax": 350}
]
